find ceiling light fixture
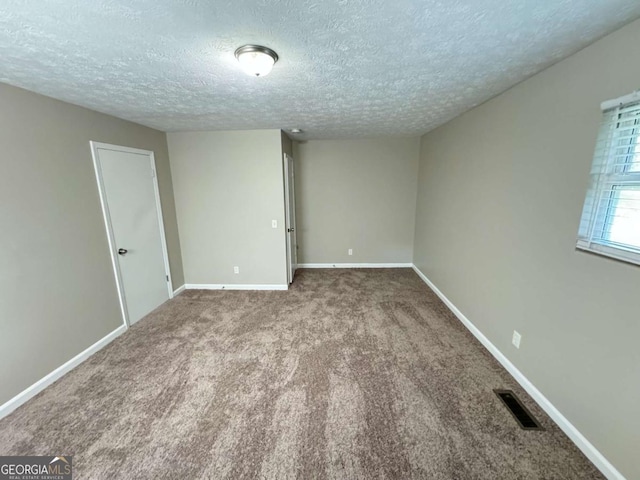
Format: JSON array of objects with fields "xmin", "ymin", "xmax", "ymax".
[
  {"xmin": 234, "ymin": 45, "xmax": 278, "ymax": 77},
  {"xmin": 290, "ymin": 128, "xmax": 303, "ymax": 134}
]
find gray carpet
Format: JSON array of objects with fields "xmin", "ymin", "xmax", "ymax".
[{"xmin": 0, "ymin": 268, "xmax": 603, "ymax": 479}]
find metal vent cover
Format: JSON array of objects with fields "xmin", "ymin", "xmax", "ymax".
[{"xmin": 494, "ymin": 389, "xmax": 544, "ymax": 430}]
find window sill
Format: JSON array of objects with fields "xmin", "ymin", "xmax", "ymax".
[{"xmin": 576, "ymin": 242, "xmax": 640, "ymax": 267}]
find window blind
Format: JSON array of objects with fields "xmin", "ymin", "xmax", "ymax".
[{"xmin": 577, "ymin": 98, "xmax": 640, "ymax": 266}]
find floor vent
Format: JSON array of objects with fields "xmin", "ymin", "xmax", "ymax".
[{"xmin": 494, "ymin": 389, "xmax": 544, "ymax": 430}]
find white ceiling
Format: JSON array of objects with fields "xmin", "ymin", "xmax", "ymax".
[{"xmin": 1, "ymin": 1, "xmax": 639, "ymax": 139}]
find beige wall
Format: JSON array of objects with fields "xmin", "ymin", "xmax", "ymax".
[
  {"xmin": 294, "ymin": 138, "xmax": 419, "ymax": 264},
  {"xmin": 281, "ymin": 131, "xmax": 294, "ymax": 158},
  {"xmin": 0, "ymin": 83, "xmax": 183, "ymax": 406},
  {"xmin": 413, "ymin": 19, "xmax": 640, "ymax": 479},
  {"xmin": 168, "ymin": 130, "xmax": 288, "ymax": 286}
]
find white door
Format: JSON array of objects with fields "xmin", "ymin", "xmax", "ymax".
[
  {"xmin": 91, "ymin": 142, "xmax": 172, "ymax": 326},
  {"xmin": 284, "ymin": 153, "xmax": 298, "ymax": 283}
]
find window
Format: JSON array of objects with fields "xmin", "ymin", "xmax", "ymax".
[{"xmin": 577, "ymin": 93, "xmax": 640, "ymax": 266}]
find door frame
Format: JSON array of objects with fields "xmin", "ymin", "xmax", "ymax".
[
  {"xmin": 90, "ymin": 141, "xmax": 174, "ymax": 328},
  {"xmin": 283, "ymin": 152, "xmax": 297, "ymax": 284}
]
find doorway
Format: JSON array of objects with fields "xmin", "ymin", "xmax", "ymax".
[
  {"xmin": 90, "ymin": 142, "xmax": 172, "ymax": 326},
  {"xmin": 284, "ymin": 152, "xmax": 298, "ymax": 284}
]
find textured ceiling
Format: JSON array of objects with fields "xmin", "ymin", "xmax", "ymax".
[{"xmin": 1, "ymin": 1, "xmax": 640, "ymax": 139}]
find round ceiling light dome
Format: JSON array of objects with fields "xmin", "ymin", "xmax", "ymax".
[{"xmin": 234, "ymin": 45, "xmax": 279, "ymax": 77}]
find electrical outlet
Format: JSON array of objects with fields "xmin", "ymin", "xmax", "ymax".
[
  {"xmin": 512, "ymin": 330, "xmax": 522, "ymax": 349},
  {"xmin": 233, "ymin": 266, "xmax": 239, "ymax": 274},
  {"xmin": 348, "ymin": 248, "xmax": 353, "ymax": 256},
  {"xmin": 272, "ymin": 220, "xmax": 277, "ymax": 228}
]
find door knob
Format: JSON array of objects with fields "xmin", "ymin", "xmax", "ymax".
[
  {"xmin": 118, "ymin": 248, "xmax": 128, "ymax": 256},
  {"xmin": 288, "ymin": 228, "xmax": 295, "ymax": 232}
]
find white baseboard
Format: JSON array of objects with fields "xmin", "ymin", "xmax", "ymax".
[
  {"xmin": 0, "ymin": 324, "xmax": 127, "ymax": 420},
  {"xmin": 410, "ymin": 265, "xmax": 624, "ymax": 480},
  {"xmin": 172, "ymin": 284, "xmax": 186, "ymax": 296},
  {"xmin": 184, "ymin": 284, "xmax": 288, "ymax": 291},
  {"xmin": 299, "ymin": 263, "xmax": 413, "ymax": 268}
]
